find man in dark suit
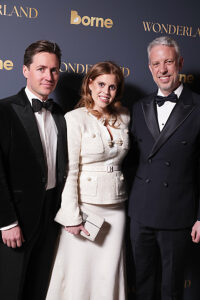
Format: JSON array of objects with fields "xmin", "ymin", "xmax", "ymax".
[
  {"xmin": 129, "ymin": 36, "xmax": 200, "ymax": 300},
  {"xmin": 0, "ymin": 40, "xmax": 67, "ymax": 300}
]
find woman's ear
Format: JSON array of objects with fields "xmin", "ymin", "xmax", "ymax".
[{"xmin": 88, "ymin": 78, "xmax": 93, "ymax": 92}]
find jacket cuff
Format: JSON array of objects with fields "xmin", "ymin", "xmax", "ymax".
[{"xmin": 54, "ymin": 209, "xmax": 82, "ymax": 227}]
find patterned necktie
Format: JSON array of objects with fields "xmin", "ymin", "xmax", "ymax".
[
  {"xmin": 32, "ymin": 98, "xmax": 54, "ymax": 112},
  {"xmin": 155, "ymin": 92, "xmax": 177, "ymax": 107}
]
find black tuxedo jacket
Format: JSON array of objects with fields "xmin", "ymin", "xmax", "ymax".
[
  {"xmin": 129, "ymin": 86, "xmax": 200, "ymax": 229},
  {"xmin": 0, "ymin": 88, "xmax": 67, "ymax": 241}
]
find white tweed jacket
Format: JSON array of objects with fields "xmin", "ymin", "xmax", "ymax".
[{"xmin": 55, "ymin": 107, "xmax": 130, "ymax": 226}]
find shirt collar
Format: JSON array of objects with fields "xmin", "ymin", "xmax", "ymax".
[
  {"xmin": 157, "ymin": 83, "xmax": 183, "ymax": 99},
  {"xmin": 25, "ymin": 87, "xmax": 44, "ymax": 105}
]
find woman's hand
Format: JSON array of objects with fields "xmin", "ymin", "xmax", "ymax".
[{"xmin": 64, "ymin": 224, "xmax": 89, "ymax": 236}]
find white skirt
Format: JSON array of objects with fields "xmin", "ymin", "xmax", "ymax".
[{"xmin": 46, "ymin": 202, "xmax": 126, "ymax": 300}]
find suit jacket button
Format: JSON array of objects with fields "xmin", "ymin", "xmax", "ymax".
[
  {"xmin": 163, "ymin": 181, "xmax": 168, "ymax": 187},
  {"xmin": 148, "ymin": 159, "xmax": 152, "ymax": 164},
  {"xmin": 165, "ymin": 161, "xmax": 171, "ymax": 166},
  {"xmin": 181, "ymin": 141, "xmax": 187, "ymax": 145},
  {"xmin": 145, "ymin": 178, "xmax": 150, "ymax": 183}
]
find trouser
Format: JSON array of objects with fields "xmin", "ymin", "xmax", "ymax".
[{"xmin": 130, "ymin": 219, "xmax": 190, "ymax": 300}]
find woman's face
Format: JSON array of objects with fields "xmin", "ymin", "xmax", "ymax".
[{"xmin": 88, "ymin": 74, "xmax": 117, "ymax": 113}]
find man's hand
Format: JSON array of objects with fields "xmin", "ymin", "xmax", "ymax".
[
  {"xmin": 191, "ymin": 220, "xmax": 200, "ymax": 243},
  {"xmin": 1, "ymin": 225, "xmax": 25, "ymax": 248}
]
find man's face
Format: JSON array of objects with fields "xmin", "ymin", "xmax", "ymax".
[
  {"xmin": 149, "ymin": 45, "xmax": 183, "ymax": 96},
  {"xmin": 23, "ymin": 52, "xmax": 59, "ymax": 101}
]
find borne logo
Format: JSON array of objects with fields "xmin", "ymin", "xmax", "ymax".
[
  {"xmin": 70, "ymin": 10, "xmax": 113, "ymax": 29},
  {"xmin": 0, "ymin": 58, "xmax": 13, "ymax": 71},
  {"xmin": 179, "ymin": 73, "xmax": 194, "ymax": 84}
]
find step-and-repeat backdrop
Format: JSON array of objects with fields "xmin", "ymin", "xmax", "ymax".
[{"xmin": 0, "ymin": 0, "xmax": 200, "ymax": 299}]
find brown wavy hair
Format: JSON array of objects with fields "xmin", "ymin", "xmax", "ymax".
[{"xmin": 76, "ymin": 61, "xmax": 124, "ymax": 126}]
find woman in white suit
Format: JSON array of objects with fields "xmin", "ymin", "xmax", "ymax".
[{"xmin": 46, "ymin": 61, "xmax": 130, "ymax": 300}]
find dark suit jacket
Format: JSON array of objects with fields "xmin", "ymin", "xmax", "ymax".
[
  {"xmin": 0, "ymin": 88, "xmax": 67, "ymax": 242},
  {"xmin": 129, "ymin": 86, "xmax": 200, "ymax": 229}
]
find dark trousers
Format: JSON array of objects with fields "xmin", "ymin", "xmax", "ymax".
[
  {"xmin": 130, "ymin": 219, "xmax": 190, "ymax": 300},
  {"xmin": 0, "ymin": 188, "xmax": 60, "ymax": 300}
]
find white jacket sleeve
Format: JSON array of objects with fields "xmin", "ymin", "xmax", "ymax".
[{"xmin": 55, "ymin": 111, "xmax": 83, "ymax": 226}]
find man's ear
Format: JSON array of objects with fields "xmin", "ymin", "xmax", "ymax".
[
  {"xmin": 148, "ymin": 63, "xmax": 153, "ymax": 75},
  {"xmin": 23, "ymin": 65, "xmax": 29, "ymax": 79}
]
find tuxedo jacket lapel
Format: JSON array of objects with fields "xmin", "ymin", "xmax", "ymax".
[
  {"xmin": 148, "ymin": 87, "xmax": 197, "ymax": 158},
  {"xmin": 11, "ymin": 89, "xmax": 47, "ymax": 175},
  {"xmin": 142, "ymin": 93, "xmax": 160, "ymax": 141},
  {"xmin": 52, "ymin": 111, "xmax": 67, "ymax": 183}
]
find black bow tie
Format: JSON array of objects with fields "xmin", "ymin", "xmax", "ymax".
[
  {"xmin": 32, "ymin": 98, "xmax": 54, "ymax": 113},
  {"xmin": 155, "ymin": 92, "xmax": 177, "ymax": 107}
]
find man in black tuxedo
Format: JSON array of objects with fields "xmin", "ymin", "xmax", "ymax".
[
  {"xmin": 129, "ymin": 36, "xmax": 200, "ymax": 300},
  {"xmin": 0, "ymin": 40, "xmax": 67, "ymax": 300}
]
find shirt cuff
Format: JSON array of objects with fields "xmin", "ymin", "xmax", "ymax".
[{"xmin": 0, "ymin": 221, "xmax": 18, "ymax": 231}]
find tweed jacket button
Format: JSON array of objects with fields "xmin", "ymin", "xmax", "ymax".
[
  {"xmin": 116, "ymin": 138, "xmax": 123, "ymax": 146},
  {"xmin": 120, "ymin": 174, "xmax": 124, "ymax": 181},
  {"xmin": 108, "ymin": 140, "xmax": 114, "ymax": 147}
]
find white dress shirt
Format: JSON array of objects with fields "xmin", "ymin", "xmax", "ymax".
[
  {"xmin": 25, "ymin": 87, "xmax": 58, "ymax": 189},
  {"xmin": 156, "ymin": 84, "xmax": 183, "ymax": 131},
  {"xmin": 1, "ymin": 87, "xmax": 58, "ymax": 230}
]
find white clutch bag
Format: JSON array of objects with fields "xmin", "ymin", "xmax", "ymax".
[{"xmin": 80, "ymin": 209, "xmax": 105, "ymax": 241}]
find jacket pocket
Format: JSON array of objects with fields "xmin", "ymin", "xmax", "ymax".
[
  {"xmin": 79, "ymin": 174, "xmax": 97, "ymax": 196},
  {"xmin": 81, "ymin": 132, "xmax": 104, "ymax": 155}
]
